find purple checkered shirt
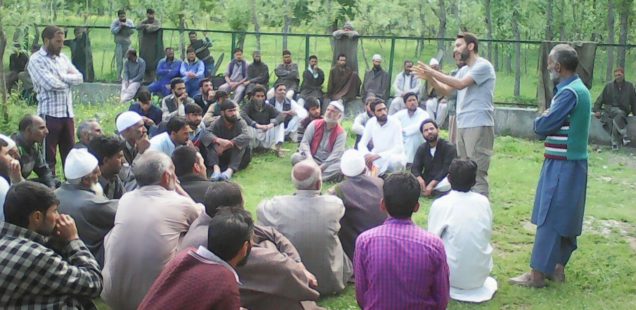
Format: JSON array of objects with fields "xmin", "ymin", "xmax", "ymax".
[
  {"xmin": 354, "ymin": 217, "xmax": 450, "ymax": 310},
  {"xmin": 28, "ymin": 48, "xmax": 83, "ymax": 118}
]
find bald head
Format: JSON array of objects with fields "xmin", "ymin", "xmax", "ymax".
[{"xmin": 291, "ymin": 160, "xmax": 322, "ymax": 190}]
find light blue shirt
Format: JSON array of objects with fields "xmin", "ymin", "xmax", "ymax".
[{"xmin": 149, "ymin": 132, "xmax": 176, "ymax": 156}]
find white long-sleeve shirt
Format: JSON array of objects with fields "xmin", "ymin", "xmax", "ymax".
[
  {"xmin": 358, "ymin": 116, "xmax": 404, "ymax": 160},
  {"xmin": 393, "ymin": 71, "xmax": 421, "ymax": 97},
  {"xmin": 394, "ymin": 108, "xmax": 430, "ymax": 163}
]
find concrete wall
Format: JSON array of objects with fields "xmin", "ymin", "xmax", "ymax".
[{"xmin": 73, "ymin": 83, "xmax": 635, "ymax": 147}]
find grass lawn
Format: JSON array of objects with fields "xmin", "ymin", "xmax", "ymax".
[{"xmin": 3, "ymin": 97, "xmax": 635, "ymax": 309}]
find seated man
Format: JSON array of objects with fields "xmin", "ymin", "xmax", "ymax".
[
  {"xmin": 291, "ymin": 101, "xmax": 345, "ymax": 182},
  {"xmin": 271, "ymin": 49, "xmax": 300, "ymax": 99},
  {"xmin": 180, "ymin": 182, "xmax": 322, "ymax": 310},
  {"xmin": 246, "ymin": 50, "xmax": 270, "ymax": 96},
  {"xmin": 148, "ymin": 47, "xmax": 182, "ymax": 97},
  {"xmin": 0, "ymin": 134, "xmax": 23, "ymax": 221},
  {"xmin": 88, "ymin": 136, "xmax": 126, "ymax": 200},
  {"xmin": 74, "ymin": 118, "xmax": 103, "ymax": 149},
  {"xmin": 593, "ymin": 67, "xmax": 636, "ymax": 149},
  {"xmin": 389, "ymin": 60, "xmax": 421, "ymax": 115},
  {"xmin": 298, "ymin": 55, "xmax": 325, "ymax": 107},
  {"xmin": 241, "ymin": 85, "xmax": 285, "ymax": 156},
  {"xmin": 116, "ymin": 111, "xmax": 151, "ymax": 191},
  {"xmin": 161, "ymin": 77, "xmax": 196, "ymax": 123},
  {"xmin": 268, "ymin": 83, "xmax": 308, "ymax": 143},
  {"xmin": 56, "ymin": 148, "xmax": 118, "ymax": 266},
  {"xmin": 201, "ymin": 101, "xmax": 252, "ymax": 181},
  {"xmin": 139, "ymin": 207, "xmax": 250, "ymax": 310},
  {"xmin": 149, "ymin": 116, "xmax": 193, "ymax": 156},
  {"xmin": 361, "ymin": 54, "xmax": 390, "ymax": 101},
  {"xmin": 219, "ymin": 48, "xmax": 248, "ymax": 103},
  {"xmin": 187, "ymin": 31, "xmax": 214, "ymax": 77},
  {"xmin": 423, "ymin": 58, "xmax": 448, "ymax": 127},
  {"xmin": 180, "ymin": 47, "xmax": 205, "ymax": 97},
  {"xmin": 0, "ymin": 181, "xmax": 102, "ymax": 307},
  {"xmin": 328, "ymin": 149, "xmax": 386, "ymax": 260},
  {"xmin": 129, "ymin": 89, "xmax": 163, "ymax": 130},
  {"xmin": 120, "ymin": 49, "xmax": 146, "ymax": 102},
  {"xmin": 428, "ymin": 159, "xmax": 497, "ymax": 302},
  {"xmin": 411, "ymin": 119, "xmax": 456, "ymax": 197},
  {"xmin": 172, "ymin": 146, "xmax": 211, "ymax": 201},
  {"xmin": 354, "ymin": 172, "xmax": 449, "ymax": 309},
  {"xmin": 297, "ymin": 96, "xmax": 323, "ymax": 140},
  {"xmin": 102, "ymin": 151, "xmax": 203, "ymax": 310},
  {"xmin": 359, "ymin": 99, "xmax": 406, "ymax": 176},
  {"xmin": 192, "ymin": 78, "xmax": 215, "ymax": 111},
  {"xmin": 13, "ymin": 115, "xmax": 57, "ymax": 188},
  {"xmin": 257, "ymin": 160, "xmax": 352, "ymax": 295},
  {"xmin": 202, "ymin": 90, "xmax": 228, "ymax": 127},
  {"xmin": 393, "ymin": 92, "xmax": 430, "ymax": 165},
  {"xmin": 352, "ymin": 96, "xmax": 375, "ymax": 149},
  {"xmin": 184, "ymin": 103, "xmax": 205, "ymax": 145},
  {"xmin": 326, "ymin": 54, "xmax": 360, "ymax": 109}
]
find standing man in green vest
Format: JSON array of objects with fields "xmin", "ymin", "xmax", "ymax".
[{"xmin": 510, "ymin": 44, "xmax": 591, "ymax": 288}]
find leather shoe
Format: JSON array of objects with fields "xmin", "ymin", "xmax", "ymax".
[{"xmin": 509, "ymin": 271, "xmax": 546, "ymax": 288}]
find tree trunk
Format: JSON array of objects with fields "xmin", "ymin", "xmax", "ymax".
[
  {"xmin": 559, "ymin": 0, "xmax": 566, "ymax": 40},
  {"xmin": 545, "ymin": 0, "xmax": 554, "ymax": 40},
  {"xmin": 282, "ymin": 0, "xmax": 292, "ymax": 50},
  {"xmin": 494, "ymin": 43, "xmax": 499, "ymax": 71},
  {"xmin": 505, "ymin": 52, "xmax": 513, "ymax": 74},
  {"xmin": 436, "ymin": 0, "xmax": 446, "ymax": 53},
  {"xmin": 178, "ymin": 14, "xmax": 186, "ymax": 60},
  {"xmin": 0, "ymin": 1, "xmax": 8, "ymax": 121},
  {"xmin": 606, "ymin": 0, "xmax": 616, "ymax": 82},
  {"xmin": 484, "ymin": 0, "xmax": 493, "ymax": 61},
  {"xmin": 251, "ymin": 0, "xmax": 261, "ymax": 51},
  {"xmin": 512, "ymin": 3, "xmax": 521, "ymax": 97},
  {"xmin": 617, "ymin": 0, "xmax": 631, "ymax": 69}
]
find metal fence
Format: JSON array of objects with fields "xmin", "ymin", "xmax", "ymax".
[{"xmin": 14, "ymin": 25, "xmax": 636, "ymax": 105}]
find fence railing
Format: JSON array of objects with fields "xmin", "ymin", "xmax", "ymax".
[{"xmin": 11, "ymin": 25, "xmax": 636, "ymax": 105}]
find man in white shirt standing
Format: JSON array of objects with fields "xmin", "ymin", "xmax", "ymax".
[
  {"xmin": 358, "ymin": 99, "xmax": 406, "ymax": 176},
  {"xmin": 393, "ymin": 92, "xmax": 430, "ymax": 166},
  {"xmin": 389, "ymin": 60, "xmax": 421, "ymax": 115},
  {"xmin": 428, "ymin": 159, "xmax": 497, "ymax": 303}
]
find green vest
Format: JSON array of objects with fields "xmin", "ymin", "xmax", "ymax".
[{"xmin": 544, "ymin": 78, "xmax": 591, "ymax": 160}]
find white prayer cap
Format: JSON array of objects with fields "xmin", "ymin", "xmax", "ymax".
[
  {"xmin": 0, "ymin": 134, "xmax": 16, "ymax": 150},
  {"xmin": 372, "ymin": 54, "xmax": 382, "ymax": 61},
  {"xmin": 64, "ymin": 148, "xmax": 98, "ymax": 179},
  {"xmin": 116, "ymin": 111, "xmax": 143, "ymax": 133},
  {"xmin": 340, "ymin": 149, "xmax": 366, "ymax": 177},
  {"xmin": 328, "ymin": 100, "xmax": 344, "ymax": 113},
  {"xmin": 429, "ymin": 58, "xmax": 439, "ymax": 66}
]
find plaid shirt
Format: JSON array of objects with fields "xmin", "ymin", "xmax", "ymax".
[
  {"xmin": 28, "ymin": 48, "xmax": 83, "ymax": 118},
  {"xmin": 0, "ymin": 222, "xmax": 102, "ymax": 309}
]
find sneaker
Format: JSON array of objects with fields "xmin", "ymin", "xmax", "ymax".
[
  {"xmin": 210, "ymin": 172, "xmax": 222, "ymax": 181},
  {"xmin": 220, "ymin": 170, "xmax": 233, "ymax": 181}
]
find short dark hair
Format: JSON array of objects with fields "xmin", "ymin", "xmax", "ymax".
[
  {"xmin": 41, "ymin": 25, "xmax": 62, "ymax": 41},
  {"xmin": 166, "ymin": 116, "xmax": 188, "ymax": 134},
  {"xmin": 88, "ymin": 136, "xmax": 124, "ymax": 166},
  {"xmin": 170, "ymin": 77, "xmax": 184, "ymax": 89},
  {"xmin": 219, "ymin": 100, "xmax": 238, "ymax": 111},
  {"xmin": 337, "ymin": 53, "xmax": 347, "ymax": 60},
  {"xmin": 282, "ymin": 49, "xmax": 291, "ymax": 56},
  {"xmin": 404, "ymin": 59, "xmax": 413, "ymax": 66},
  {"xmin": 233, "ymin": 48, "xmax": 243, "ymax": 54},
  {"xmin": 448, "ymin": 159, "xmax": 477, "ymax": 192},
  {"xmin": 369, "ymin": 98, "xmax": 386, "ymax": 113},
  {"xmin": 215, "ymin": 90, "xmax": 229, "ymax": 100},
  {"xmin": 203, "ymin": 181, "xmax": 244, "ymax": 217},
  {"xmin": 252, "ymin": 85, "xmax": 266, "ymax": 96},
  {"xmin": 199, "ymin": 78, "xmax": 211, "ymax": 88},
  {"xmin": 402, "ymin": 92, "xmax": 418, "ymax": 103},
  {"xmin": 419, "ymin": 119, "xmax": 438, "ymax": 133},
  {"xmin": 309, "ymin": 55, "xmax": 317, "ymax": 61},
  {"xmin": 207, "ymin": 207, "xmax": 254, "ymax": 262},
  {"xmin": 137, "ymin": 89, "xmax": 151, "ymax": 102},
  {"xmin": 303, "ymin": 97, "xmax": 320, "ymax": 111},
  {"xmin": 171, "ymin": 145, "xmax": 198, "ymax": 177},
  {"xmin": 188, "ymin": 31, "xmax": 196, "ymax": 36},
  {"xmin": 18, "ymin": 114, "xmax": 36, "ymax": 132},
  {"xmin": 186, "ymin": 47, "xmax": 195, "ymax": 54},
  {"xmin": 165, "ymin": 47, "xmax": 174, "ymax": 52},
  {"xmin": 184, "ymin": 103, "xmax": 203, "ymax": 115},
  {"xmin": 4, "ymin": 181, "xmax": 60, "ymax": 228},
  {"xmin": 457, "ymin": 32, "xmax": 479, "ymax": 54},
  {"xmin": 274, "ymin": 83, "xmax": 286, "ymax": 91},
  {"xmin": 383, "ymin": 172, "xmax": 420, "ymax": 218},
  {"xmin": 146, "ymin": 8, "xmax": 155, "ymax": 14},
  {"xmin": 117, "ymin": 9, "xmax": 125, "ymax": 16}
]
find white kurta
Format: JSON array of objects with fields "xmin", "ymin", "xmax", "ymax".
[
  {"xmin": 272, "ymin": 98, "xmax": 308, "ymax": 135},
  {"xmin": 427, "ymin": 190, "xmax": 497, "ymax": 302},
  {"xmin": 393, "ymin": 108, "xmax": 430, "ymax": 164},
  {"xmin": 358, "ymin": 116, "xmax": 406, "ymax": 174}
]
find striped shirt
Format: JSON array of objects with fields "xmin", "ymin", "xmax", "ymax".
[
  {"xmin": 28, "ymin": 48, "xmax": 83, "ymax": 118},
  {"xmin": 354, "ymin": 217, "xmax": 450, "ymax": 310}
]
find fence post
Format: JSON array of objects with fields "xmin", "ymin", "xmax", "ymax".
[
  {"xmin": 231, "ymin": 32, "xmax": 236, "ymax": 55},
  {"xmin": 387, "ymin": 37, "xmax": 396, "ymax": 99},
  {"xmin": 305, "ymin": 35, "xmax": 310, "ymax": 69}
]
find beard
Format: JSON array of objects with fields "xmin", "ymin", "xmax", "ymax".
[
  {"xmin": 460, "ymin": 49, "xmax": 470, "ymax": 62},
  {"xmin": 47, "ymin": 44, "xmax": 62, "ymax": 56},
  {"xmin": 253, "ymin": 59, "xmax": 261, "ymax": 64},
  {"xmin": 325, "ymin": 114, "xmax": 339, "ymax": 125},
  {"xmin": 376, "ymin": 115, "xmax": 387, "ymax": 123},
  {"xmin": 91, "ymin": 181, "xmax": 105, "ymax": 198},
  {"xmin": 373, "ymin": 64, "xmax": 382, "ymax": 70},
  {"xmin": 549, "ymin": 69, "xmax": 560, "ymax": 83},
  {"xmin": 224, "ymin": 115, "xmax": 238, "ymax": 123},
  {"xmin": 424, "ymin": 133, "xmax": 438, "ymax": 143}
]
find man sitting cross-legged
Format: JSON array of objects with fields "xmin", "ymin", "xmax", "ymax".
[
  {"xmin": 139, "ymin": 207, "xmax": 251, "ymax": 310},
  {"xmin": 354, "ymin": 172, "xmax": 449, "ymax": 309},
  {"xmin": 241, "ymin": 85, "xmax": 286, "ymax": 156},
  {"xmin": 257, "ymin": 160, "xmax": 352, "ymax": 296},
  {"xmin": 428, "ymin": 159, "xmax": 497, "ymax": 303},
  {"xmin": 180, "ymin": 181, "xmax": 323, "ymax": 310},
  {"xmin": 268, "ymin": 83, "xmax": 308, "ymax": 143},
  {"xmin": 0, "ymin": 181, "xmax": 103, "ymax": 308},
  {"xmin": 55, "ymin": 148, "xmax": 118, "ymax": 266},
  {"xmin": 411, "ymin": 119, "xmax": 457, "ymax": 197},
  {"xmin": 291, "ymin": 100, "xmax": 346, "ymax": 182}
]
